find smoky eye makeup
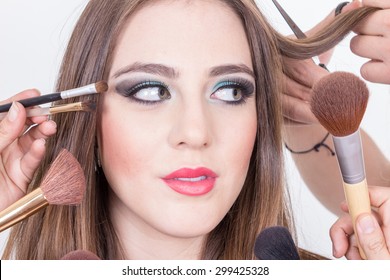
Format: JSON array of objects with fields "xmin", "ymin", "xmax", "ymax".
[
  {"xmin": 211, "ymin": 77, "xmax": 255, "ymax": 105},
  {"xmin": 115, "ymin": 79, "xmax": 171, "ymax": 105}
]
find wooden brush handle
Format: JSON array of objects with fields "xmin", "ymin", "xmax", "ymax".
[{"xmin": 343, "ymin": 178, "xmax": 371, "ymax": 259}]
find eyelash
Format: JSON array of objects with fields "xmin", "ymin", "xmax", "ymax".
[
  {"xmin": 115, "ymin": 78, "xmax": 255, "ymax": 105},
  {"xmin": 118, "ymin": 80, "xmax": 171, "ymax": 105},
  {"xmin": 212, "ymin": 78, "xmax": 255, "ymax": 106}
]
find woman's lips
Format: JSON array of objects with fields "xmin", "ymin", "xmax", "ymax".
[{"xmin": 162, "ymin": 167, "xmax": 217, "ymax": 196}]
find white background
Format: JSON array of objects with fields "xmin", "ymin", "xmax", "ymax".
[{"xmin": 1, "ymin": 0, "xmax": 389, "ymax": 259}]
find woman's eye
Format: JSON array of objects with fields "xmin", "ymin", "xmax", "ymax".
[
  {"xmin": 134, "ymin": 86, "xmax": 171, "ymax": 101},
  {"xmin": 116, "ymin": 81, "xmax": 171, "ymax": 104},
  {"xmin": 211, "ymin": 79, "xmax": 254, "ymax": 104},
  {"xmin": 213, "ymin": 87, "xmax": 243, "ymax": 102}
]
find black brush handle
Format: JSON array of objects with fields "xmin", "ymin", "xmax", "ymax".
[{"xmin": 0, "ymin": 92, "xmax": 61, "ymax": 113}]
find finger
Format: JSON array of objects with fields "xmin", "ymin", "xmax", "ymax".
[
  {"xmin": 356, "ymin": 213, "xmax": 390, "ymax": 259},
  {"xmin": 359, "ymin": 61, "xmax": 390, "ymax": 84},
  {"xmin": 340, "ymin": 200, "xmax": 351, "ymax": 213},
  {"xmin": 367, "ymin": 186, "xmax": 390, "ymax": 210},
  {"xmin": 353, "ymin": 9, "xmax": 390, "ymax": 36},
  {"xmin": 318, "ymin": 48, "xmax": 334, "ymax": 66},
  {"xmin": 283, "ymin": 75, "xmax": 312, "ymax": 101},
  {"xmin": 281, "ymin": 95, "xmax": 318, "ymax": 124},
  {"xmin": 362, "ymin": 0, "xmax": 390, "ymax": 9},
  {"xmin": 350, "ymin": 35, "xmax": 390, "ymax": 62},
  {"xmin": 0, "ymin": 102, "xmax": 27, "ymax": 152},
  {"xmin": 345, "ymin": 234, "xmax": 363, "ymax": 260},
  {"xmin": 283, "ymin": 57, "xmax": 328, "ymax": 88},
  {"xmin": 330, "ymin": 215, "xmax": 355, "ymax": 258},
  {"xmin": 341, "ymin": 202, "xmax": 383, "ymax": 226},
  {"xmin": 0, "ymin": 89, "xmax": 40, "ymax": 105},
  {"xmin": 367, "ymin": 186, "xmax": 390, "ymax": 249},
  {"xmin": 18, "ymin": 120, "xmax": 57, "ymax": 154},
  {"xmin": 342, "ymin": 1, "xmax": 363, "ymax": 12},
  {"xmin": 19, "ymin": 138, "xmax": 47, "ymax": 182}
]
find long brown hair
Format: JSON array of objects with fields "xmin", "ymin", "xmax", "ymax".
[{"xmin": 2, "ymin": 0, "xmax": 377, "ymax": 259}]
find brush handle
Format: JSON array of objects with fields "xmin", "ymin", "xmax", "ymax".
[
  {"xmin": 0, "ymin": 188, "xmax": 48, "ymax": 232},
  {"xmin": 343, "ymin": 178, "xmax": 371, "ymax": 259},
  {"xmin": 0, "ymin": 93, "xmax": 62, "ymax": 113}
]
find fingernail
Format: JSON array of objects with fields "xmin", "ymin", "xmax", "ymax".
[
  {"xmin": 7, "ymin": 102, "xmax": 19, "ymax": 122},
  {"xmin": 358, "ymin": 214, "xmax": 375, "ymax": 235}
]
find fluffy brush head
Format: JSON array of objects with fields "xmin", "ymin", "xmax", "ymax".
[
  {"xmin": 254, "ymin": 226, "xmax": 300, "ymax": 260},
  {"xmin": 61, "ymin": 250, "xmax": 101, "ymax": 260},
  {"xmin": 40, "ymin": 149, "xmax": 86, "ymax": 205},
  {"xmin": 311, "ymin": 71, "xmax": 369, "ymax": 137}
]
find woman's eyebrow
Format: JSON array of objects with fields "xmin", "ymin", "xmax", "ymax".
[
  {"xmin": 112, "ymin": 62, "xmax": 179, "ymax": 79},
  {"xmin": 209, "ymin": 64, "xmax": 255, "ymax": 79}
]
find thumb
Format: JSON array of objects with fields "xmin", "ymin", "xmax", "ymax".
[
  {"xmin": 356, "ymin": 213, "xmax": 390, "ymax": 259},
  {"xmin": 0, "ymin": 102, "xmax": 26, "ymax": 151}
]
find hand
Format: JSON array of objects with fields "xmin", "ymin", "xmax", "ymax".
[
  {"xmin": 281, "ymin": 1, "xmax": 361, "ymax": 125},
  {"xmin": 330, "ymin": 185, "xmax": 390, "ymax": 259},
  {"xmin": 0, "ymin": 89, "xmax": 57, "ymax": 211},
  {"xmin": 351, "ymin": 0, "xmax": 390, "ymax": 84},
  {"xmin": 282, "ymin": 57, "xmax": 327, "ymax": 124}
]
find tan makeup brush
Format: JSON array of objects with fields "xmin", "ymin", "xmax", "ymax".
[
  {"xmin": 0, "ymin": 149, "xmax": 86, "ymax": 232},
  {"xmin": 310, "ymin": 71, "xmax": 371, "ymax": 259},
  {"xmin": 0, "ymin": 101, "xmax": 96, "ymax": 121}
]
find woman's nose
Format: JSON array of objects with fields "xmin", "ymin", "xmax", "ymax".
[{"xmin": 167, "ymin": 100, "xmax": 212, "ymax": 150}]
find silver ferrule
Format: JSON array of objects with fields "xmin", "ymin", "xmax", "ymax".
[
  {"xmin": 60, "ymin": 83, "xmax": 97, "ymax": 99},
  {"xmin": 332, "ymin": 130, "xmax": 365, "ymax": 184}
]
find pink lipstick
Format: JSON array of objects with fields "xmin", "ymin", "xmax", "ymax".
[{"xmin": 162, "ymin": 167, "xmax": 217, "ymax": 196}]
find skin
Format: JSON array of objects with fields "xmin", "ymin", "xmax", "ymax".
[
  {"xmin": 283, "ymin": 0, "xmax": 390, "ymax": 259},
  {"xmin": 351, "ymin": 0, "xmax": 390, "ymax": 84},
  {"xmin": 98, "ymin": 0, "xmax": 257, "ymax": 259},
  {"xmin": 0, "ymin": 90, "xmax": 56, "ymax": 211},
  {"xmin": 330, "ymin": 186, "xmax": 390, "ymax": 259}
]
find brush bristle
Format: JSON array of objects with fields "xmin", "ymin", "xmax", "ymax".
[
  {"xmin": 310, "ymin": 71, "xmax": 369, "ymax": 137},
  {"xmin": 81, "ymin": 101, "xmax": 96, "ymax": 112},
  {"xmin": 95, "ymin": 81, "xmax": 108, "ymax": 93},
  {"xmin": 40, "ymin": 149, "xmax": 86, "ymax": 205},
  {"xmin": 254, "ymin": 226, "xmax": 300, "ymax": 260}
]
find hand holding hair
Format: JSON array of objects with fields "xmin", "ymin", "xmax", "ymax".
[
  {"xmin": 350, "ymin": 0, "xmax": 390, "ymax": 84},
  {"xmin": 0, "ymin": 90, "xmax": 57, "ymax": 212}
]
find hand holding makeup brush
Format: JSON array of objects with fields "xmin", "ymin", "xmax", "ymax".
[
  {"xmin": 330, "ymin": 185, "xmax": 390, "ymax": 260},
  {"xmin": 0, "ymin": 89, "xmax": 57, "ymax": 211}
]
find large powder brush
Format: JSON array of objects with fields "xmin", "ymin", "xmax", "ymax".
[
  {"xmin": 254, "ymin": 226, "xmax": 300, "ymax": 260},
  {"xmin": 311, "ymin": 71, "xmax": 371, "ymax": 259},
  {"xmin": 0, "ymin": 149, "xmax": 86, "ymax": 232}
]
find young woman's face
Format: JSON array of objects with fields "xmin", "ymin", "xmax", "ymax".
[{"xmin": 99, "ymin": 0, "xmax": 257, "ymax": 246}]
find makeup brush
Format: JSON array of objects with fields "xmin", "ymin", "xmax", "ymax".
[
  {"xmin": 0, "ymin": 101, "xmax": 96, "ymax": 120},
  {"xmin": 310, "ymin": 71, "xmax": 371, "ymax": 259},
  {"xmin": 0, "ymin": 149, "xmax": 86, "ymax": 232},
  {"xmin": 0, "ymin": 81, "xmax": 107, "ymax": 113},
  {"xmin": 61, "ymin": 250, "xmax": 101, "ymax": 260},
  {"xmin": 254, "ymin": 226, "xmax": 300, "ymax": 260}
]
